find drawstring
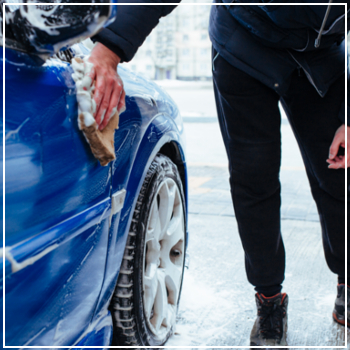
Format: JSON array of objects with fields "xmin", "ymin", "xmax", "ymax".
[
  {"xmin": 212, "ymin": 51, "xmax": 220, "ymax": 71},
  {"xmin": 314, "ymin": 0, "xmax": 333, "ymax": 48}
]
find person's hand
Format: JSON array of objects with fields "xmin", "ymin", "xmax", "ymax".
[
  {"xmin": 326, "ymin": 124, "xmax": 350, "ymax": 169},
  {"xmin": 88, "ymin": 43, "xmax": 126, "ymax": 130}
]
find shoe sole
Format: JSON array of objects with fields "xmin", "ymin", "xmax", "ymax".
[
  {"xmin": 250, "ymin": 324, "xmax": 288, "ymax": 346},
  {"xmin": 250, "ymin": 341, "xmax": 287, "ymax": 347},
  {"xmin": 333, "ymin": 312, "xmax": 349, "ymax": 327}
]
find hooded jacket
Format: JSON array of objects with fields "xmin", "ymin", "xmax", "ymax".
[{"xmin": 92, "ymin": 0, "xmax": 348, "ymax": 123}]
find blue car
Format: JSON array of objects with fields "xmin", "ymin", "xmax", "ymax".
[{"xmin": 1, "ymin": 2, "xmax": 188, "ymax": 347}]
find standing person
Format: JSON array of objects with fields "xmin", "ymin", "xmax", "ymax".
[{"xmin": 87, "ymin": 0, "xmax": 349, "ymax": 346}]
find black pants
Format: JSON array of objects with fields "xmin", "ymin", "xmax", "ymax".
[{"xmin": 212, "ymin": 49, "xmax": 347, "ymax": 296}]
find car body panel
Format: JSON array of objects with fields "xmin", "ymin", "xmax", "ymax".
[
  {"xmin": 4, "ymin": 49, "xmax": 112, "ymax": 245},
  {"xmin": 3, "ymin": 48, "xmax": 112, "ymax": 346},
  {"xmin": 75, "ymin": 311, "xmax": 113, "ymax": 347},
  {"xmin": 1, "ymin": 43, "xmax": 187, "ymax": 346}
]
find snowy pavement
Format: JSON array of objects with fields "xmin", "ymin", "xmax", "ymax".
[{"xmin": 155, "ymin": 81, "xmax": 348, "ymax": 348}]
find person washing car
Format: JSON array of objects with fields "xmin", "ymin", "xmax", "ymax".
[{"xmin": 87, "ymin": 0, "xmax": 349, "ymax": 346}]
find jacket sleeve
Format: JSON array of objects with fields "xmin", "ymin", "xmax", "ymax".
[{"xmin": 91, "ymin": 0, "xmax": 180, "ymax": 62}]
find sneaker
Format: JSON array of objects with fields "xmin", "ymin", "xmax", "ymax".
[
  {"xmin": 250, "ymin": 292, "xmax": 288, "ymax": 346},
  {"xmin": 333, "ymin": 284, "xmax": 349, "ymax": 326}
]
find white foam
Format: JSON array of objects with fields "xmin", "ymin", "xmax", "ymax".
[
  {"xmin": 4, "ymin": 245, "xmax": 59, "ymax": 273},
  {"xmin": 77, "ymin": 91, "xmax": 93, "ymax": 113},
  {"xmin": 81, "ymin": 112, "xmax": 95, "ymax": 128},
  {"xmin": 19, "ymin": 6, "xmax": 61, "ymax": 36},
  {"xmin": 71, "ymin": 57, "xmax": 96, "ymax": 129},
  {"xmin": 111, "ymin": 107, "xmax": 117, "ymax": 116}
]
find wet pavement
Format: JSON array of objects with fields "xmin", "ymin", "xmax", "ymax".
[{"xmin": 157, "ymin": 81, "xmax": 348, "ymax": 348}]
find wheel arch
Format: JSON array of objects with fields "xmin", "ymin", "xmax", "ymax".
[
  {"xmin": 158, "ymin": 141, "xmax": 188, "ymax": 212},
  {"xmin": 120, "ymin": 113, "xmax": 188, "ymax": 252}
]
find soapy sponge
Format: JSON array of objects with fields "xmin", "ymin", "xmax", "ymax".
[{"xmin": 72, "ymin": 56, "xmax": 119, "ymax": 166}]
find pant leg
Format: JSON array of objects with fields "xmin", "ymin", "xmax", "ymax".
[
  {"xmin": 212, "ymin": 49, "xmax": 285, "ymax": 296},
  {"xmin": 280, "ymin": 69, "xmax": 347, "ymax": 282}
]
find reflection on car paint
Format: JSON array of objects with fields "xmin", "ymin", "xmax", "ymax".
[{"xmin": 4, "ymin": 243, "xmax": 59, "ymax": 273}]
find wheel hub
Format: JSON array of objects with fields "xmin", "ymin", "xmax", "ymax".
[{"xmin": 142, "ymin": 177, "xmax": 185, "ymax": 339}]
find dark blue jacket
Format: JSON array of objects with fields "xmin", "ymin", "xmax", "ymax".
[{"xmin": 92, "ymin": 0, "xmax": 348, "ymax": 123}]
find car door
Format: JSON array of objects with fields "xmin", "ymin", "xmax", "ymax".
[{"xmin": 2, "ymin": 49, "xmax": 112, "ymax": 346}]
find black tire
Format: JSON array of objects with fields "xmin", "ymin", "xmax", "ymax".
[{"xmin": 110, "ymin": 153, "xmax": 186, "ymax": 346}]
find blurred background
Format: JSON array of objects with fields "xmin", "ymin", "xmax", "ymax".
[{"xmin": 122, "ymin": 0, "xmax": 212, "ymax": 81}]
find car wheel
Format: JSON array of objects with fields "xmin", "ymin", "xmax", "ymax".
[{"xmin": 110, "ymin": 154, "xmax": 186, "ymax": 346}]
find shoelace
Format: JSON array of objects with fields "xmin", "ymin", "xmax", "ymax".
[{"xmin": 259, "ymin": 301, "xmax": 284, "ymax": 340}]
